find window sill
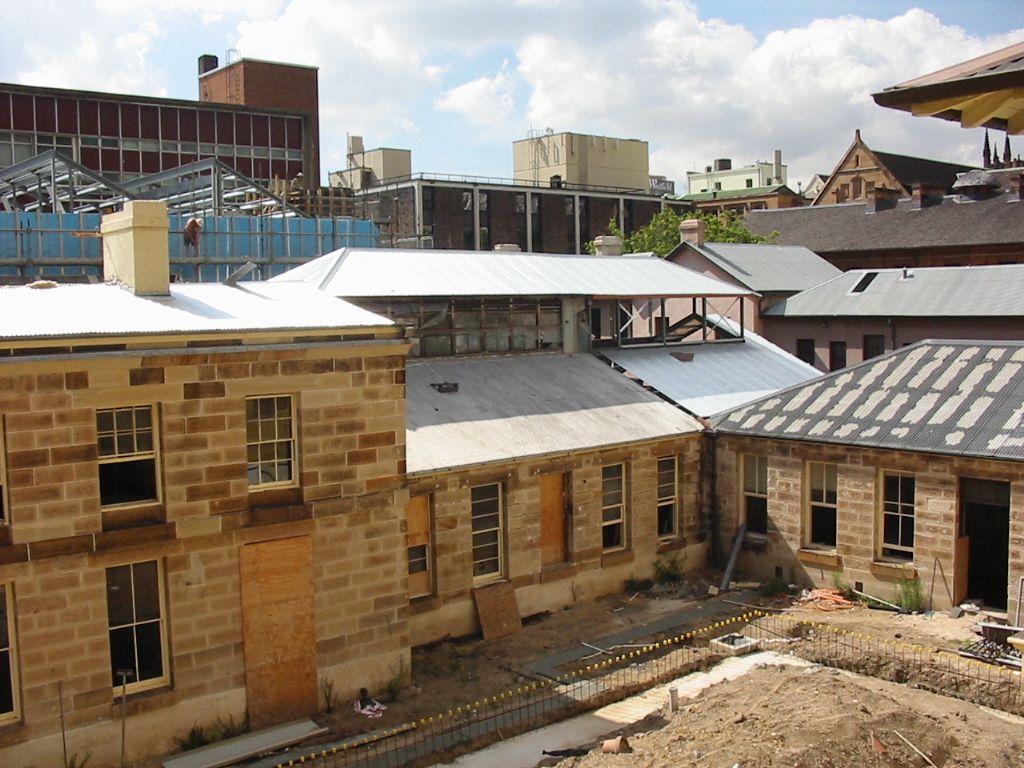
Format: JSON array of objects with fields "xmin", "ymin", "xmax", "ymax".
[
  {"xmin": 409, "ymin": 594, "xmax": 441, "ymax": 615},
  {"xmin": 248, "ymin": 485, "xmax": 303, "ymax": 509},
  {"xmin": 102, "ymin": 502, "xmax": 164, "ymax": 532},
  {"xmin": 540, "ymin": 562, "xmax": 579, "ymax": 583},
  {"xmin": 797, "ymin": 548, "xmax": 842, "ymax": 569},
  {"xmin": 656, "ymin": 537, "xmax": 687, "ymax": 554},
  {"xmin": 601, "ymin": 549, "xmax": 635, "ymax": 569},
  {"xmin": 870, "ymin": 560, "xmax": 916, "ymax": 580},
  {"xmin": 114, "ymin": 682, "xmax": 176, "ymax": 716}
]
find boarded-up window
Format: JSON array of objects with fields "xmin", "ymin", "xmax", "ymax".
[{"xmin": 406, "ymin": 494, "xmax": 433, "ymax": 598}]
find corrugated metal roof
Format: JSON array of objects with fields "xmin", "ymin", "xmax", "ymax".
[
  {"xmin": 687, "ymin": 243, "xmax": 841, "ymax": 293},
  {"xmin": 406, "ymin": 353, "xmax": 703, "ymax": 474},
  {"xmin": 0, "ymin": 282, "xmax": 392, "ymax": 341},
  {"xmin": 602, "ymin": 321, "xmax": 821, "ymax": 417},
  {"xmin": 714, "ymin": 340, "xmax": 1024, "ymax": 462},
  {"xmin": 272, "ymin": 247, "xmax": 753, "ymax": 299},
  {"xmin": 765, "ymin": 264, "xmax": 1024, "ymax": 317}
]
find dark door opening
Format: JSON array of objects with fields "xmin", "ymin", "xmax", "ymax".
[{"xmin": 959, "ymin": 478, "xmax": 1010, "ymax": 609}]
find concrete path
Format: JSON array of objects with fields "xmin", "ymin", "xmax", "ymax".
[{"xmin": 439, "ymin": 651, "xmax": 811, "ymax": 768}]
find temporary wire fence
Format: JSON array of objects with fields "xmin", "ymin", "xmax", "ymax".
[{"xmin": 270, "ymin": 610, "xmax": 1024, "ymax": 768}]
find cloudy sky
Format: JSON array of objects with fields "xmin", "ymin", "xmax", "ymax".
[{"xmin": 3, "ymin": 1, "xmax": 1023, "ymax": 192}]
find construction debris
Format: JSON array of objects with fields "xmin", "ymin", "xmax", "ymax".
[{"xmin": 799, "ymin": 588, "xmax": 856, "ymax": 610}]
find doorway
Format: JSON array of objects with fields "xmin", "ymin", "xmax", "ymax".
[{"xmin": 958, "ymin": 478, "xmax": 1010, "ymax": 609}]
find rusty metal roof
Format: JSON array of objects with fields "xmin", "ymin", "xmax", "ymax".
[{"xmin": 714, "ymin": 340, "xmax": 1024, "ymax": 462}]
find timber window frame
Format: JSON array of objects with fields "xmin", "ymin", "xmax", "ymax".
[
  {"xmin": 741, "ymin": 454, "xmax": 768, "ymax": 535},
  {"xmin": 470, "ymin": 483, "xmax": 504, "ymax": 583},
  {"xmin": 656, "ymin": 456, "xmax": 678, "ymax": 540},
  {"xmin": 0, "ymin": 583, "xmax": 19, "ymax": 724},
  {"xmin": 246, "ymin": 395, "xmax": 297, "ymax": 489},
  {"xmin": 0, "ymin": 423, "xmax": 7, "ymax": 525},
  {"xmin": 96, "ymin": 405, "xmax": 159, "ymax": 508},
  {"xmin": 406, "ymin": 494, "xmax": 434, "ymax": 598},
  {"xmin": 105, "ymin": 560, "xmax": 169, "ymax": 695},
  {"xmin": 806, "ymin": 462, "xmax": 838, "ymax": 549},
  {"xmin": 880, "ymin": 472, "xmax": 915, "ymax": 561},
  {"xmin": 601, "ymin": 463, "xmax": 627, "ymax": 552}
]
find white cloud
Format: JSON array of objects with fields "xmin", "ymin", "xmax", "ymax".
[{"xmin": 434, "ymin": 65, "xmax": 517, "ymax": 132}]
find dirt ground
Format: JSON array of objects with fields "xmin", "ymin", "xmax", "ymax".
[{"xmin": 549, "ymin": 663, "xmax": 1024, "ymax": 768}]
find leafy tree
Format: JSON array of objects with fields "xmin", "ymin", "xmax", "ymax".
[{"xmin": 588, "ymin": 209, "xmax": 774, "ymax": 257}]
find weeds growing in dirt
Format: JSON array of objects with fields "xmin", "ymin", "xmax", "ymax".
[
  {"xmin": 653, "ymin": 552, "xmax": 686, "ymax": 585},
  {"xmin": 321, "ymin": 676, "xmax": 340, "ymax": 713},
  {"xmin": 760, "ymin": 575, "xmax": 790, "ymax": 597},
  {"xmin": 386, "ymin": 657, "xmax": 410, "ymax": 702},
  {"xmin": 65, "ymin": 752, "xmax": 91, "ymax": 768},
  {"xmin": 895, "ymin": 576, "xmax": 924, "ymax": 613},
  {"xmin": 831, "ymin": 571, "xmax": 855, "ymax": 599},
  {"xmin": 172, "ymin": 713, "xmax": 249, "ymax": 752},
  {"xmin": 624, "ymin": 576, "xmax": 654, "ymax": 593}
]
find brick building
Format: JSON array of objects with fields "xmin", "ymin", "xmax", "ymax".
[
  {"xmin": 713, "ymin": 340, "xmax": 1024, "ymax": 614},
  {"xmin": 0, "ymin": 202, "xmax": 408, "ymax": 765}
]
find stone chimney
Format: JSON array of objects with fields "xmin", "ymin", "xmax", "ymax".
[
  {"xmin": 679, "ymin": 218, "xmax": 705, "ymax": 248},
  {"xmin": 865, "ymin": 186, "xmax": 901, "ymax": 214},
  {"xmin": 910, "ymin": 182, "xmax": 945, "ymax": 210},
  {"xmin": 101, "ymin": 201, "xmax": 171, "ymax": 295},
  {"xmin": 593, "ymin": 235, "xmax": 623, "ymax": 256}
]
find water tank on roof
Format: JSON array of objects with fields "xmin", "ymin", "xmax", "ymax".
[
  {"xmin": 198, "ymin": 54, "xmax": 219, "ymax": 75},
  {"xmin": 713, "ymin": 158, "xmax": 732, "ymax": 172}
]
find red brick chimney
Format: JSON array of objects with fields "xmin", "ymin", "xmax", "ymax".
[
  {"xmin": 910, "ymin": 182, "xmax": 945, "ymax": 210},
  {"xmin": 866, "ymin": 186, "xmax": 901, "ymax": 214}
]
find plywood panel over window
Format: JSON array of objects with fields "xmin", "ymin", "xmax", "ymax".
[
  {"xmin": 239, "ymin": 536, "xmax": 318, "ymax": 729},
  {"xmin": 539, "ymin": 473, "xmax": 568, "ymax": 566},
  {"xmin": 406, "ymin": 494, "xmax": 432, "ymax": 598}
]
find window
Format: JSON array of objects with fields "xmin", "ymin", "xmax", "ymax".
[
  {"xmin": 851, "ymin": 272, "xmax": 878, "ymax": 293},
  {"xmin": 0, "ymin": 427, "xmax": 6, "ymax": 524},
  {"xmin": 796, "ymin": 338, "xmax": 815, "ymax": 365},
  {"xmin": 807, "ymin": 463, "xmax": 838, "ymax": 548},
  {"xmin": 246, "ymin": 396, "xmax": 295, "ymax": 488},
  {"xmin": 863, "ymin": 334, "xmax": 886, "ymax": 360},
  {"xmin": 106, "ymin": 561, "xmax": 167, "ymax": 693},
  {"xmin": 470, "ymin": 484, "xmax": 503, "ymax": 581},
  {"xmin": 745, "ymin": 178, "xmax": 753, "ymax": 188},
  {"xmin": 742, "ymin": 455, "xmax": 768, "ymax": 535},
  {"xmin": 601, "ymin": 464, "xmax": 627, "ymax": 551},
  {"xmin": 881, "ymin": 473, "xmax": 914, "ymax": 560},
  {"xmin": 406, "ymin": 494, "xmax": 433, "ymax": 597},
  {"xmin": 0, "ymin": 584, "xmax": 18, "ymax": 723},
  {"xmin": 829, "ymin": 341, "xmax": 847, "ymax": 372},
  {"xmin": 96, "ymin": 406, "xmax": 157, "ymax": 507},
  {"xmin": 656, "ymin": 456, "xmax": 678, "ymax": 538}
]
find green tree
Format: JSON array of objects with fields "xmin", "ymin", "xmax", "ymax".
[{"xmin": 589, "ymin": 209, "xmax": 774, "ymax": 257}]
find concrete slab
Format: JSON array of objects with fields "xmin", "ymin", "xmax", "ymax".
[
  {"xmin": 161, "ymin": 719, "xmax": 325, "ymax": 768},
  {"xmin": 438, "ymin": 651, "xmax": 811, "ymax": 768}
]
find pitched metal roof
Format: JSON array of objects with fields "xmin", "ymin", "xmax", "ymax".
[
  {"xmin": 0, "ymin": 282, "xmax": 391, "ymax": 341},
  {"xmin": 871, "ymin": 150, "xmax": 976, "ymax": 192},
  {"xmin": 405, "ymin": 353, "xmax": 703, "ymax": 474},
  {"xmin": 744, "ymin": 190, "xmax": 1024, "ymax": 252},
  {"xmin": 601, "ymin": 321, "xmax": 821, "ymax": 418},
  {"xmin": 765, "ymin": 264, "xmax": 1024, "ymax": 317},
  {"xmin": 676, "ymin": 184, "xmax": 797, "ymax": 202},
  {"xmin": 714, "ymin": 340, "xmax": 1024, "ymax": 462},
  {"xmin": 682, "ymin": 242, "xmax": 841, "ymax": 293},
  {"xmin": 272, "ymin": 247, "xmax": 752, "ymax": 299}
]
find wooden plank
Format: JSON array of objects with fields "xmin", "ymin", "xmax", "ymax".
[
  {"xmin": 954, "ymin": 535, "xmax": 970, "ymax": 605},
  {"xmin": 162, "ymin": 719, "xmax": 325, "ymax": 768},
  {"xmin": 406, "ymin": 494, "xmax": 430, "ymax": 547},
  {"xmin": 473, "ymin": 581, "xmax": 522, "ymax": 640},
  {"xmin": 539, "ymin": 473, "xmax": 567, "ymax": 566},
  {"xmin": 239, "ymin": 536, "xmax": 319, "ymax": 729}
]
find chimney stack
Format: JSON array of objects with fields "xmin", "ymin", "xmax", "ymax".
[
  {"xmin": 679, "ymin": 217, "xmax": 705, "ymax": 248},
  {"xmin": 593, "ymin": 235, "xmax": 623, "ymax": 256},
  {"xmin": 910, "ymin": 182, "xmax": 945, "ymax": 210},
  {"xmin": 772, "ymin": 149, "xmax": 782, "ymax": 184},
  {"xmin": 101, "ymin": 201, "xmax": 171, "ymax": 295},
  {"xmin": 865, "ymin": 186, "xmax": 901, "ymax": 214}
]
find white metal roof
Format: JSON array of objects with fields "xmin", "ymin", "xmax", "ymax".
[
  {"xmin": 272, "ymin": 247, "xmax": 753, "ymax": 299},
  {"xmin": 686, "ymin": 242, "xmax": 841, "ymax": 293},
  {"xmin": 602, "ymin": 319, "xmax": 821, "ymax": 417},
  {"xmin": 405, "ymin": 353, "xmax": 703, "ymax": 474},
  {"xmin": 765, "ymin": 264, "xmax": 1024, "ymax": 318},
  {"xmin": 0, "ymin": 281, "xmax": 392, "ymax": 341}
]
